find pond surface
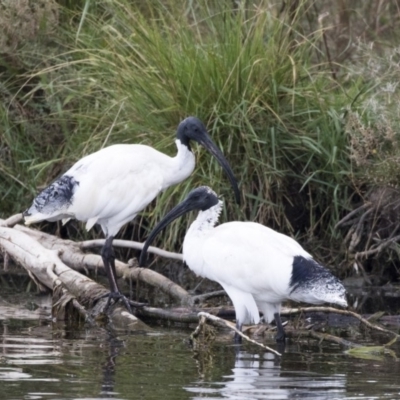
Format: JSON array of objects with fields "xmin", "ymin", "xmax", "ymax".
[{"xmin": 1, "ymin": 286, "xmax": 400, "ymax": 400}]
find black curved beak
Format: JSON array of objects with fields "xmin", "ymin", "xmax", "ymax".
[
  {"xmin": 198, "ymin": 134, "xmax": 240, "ymax": 205},
  {"xmin": 139, "ymin": 199, "xmax": 194, "ymax": 267}
]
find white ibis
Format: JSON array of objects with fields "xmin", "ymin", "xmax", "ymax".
[
  {"xmin": 139, "ymin": 186, "xmax": 347, "ymax": 342},
  {"xmin": 23, "ymin": 118, "xmax": 240, "ymax": 312}
]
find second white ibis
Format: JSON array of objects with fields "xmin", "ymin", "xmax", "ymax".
[{"xmin": 139, "ymin": 186, "xmax": 347, "ymax": 342}]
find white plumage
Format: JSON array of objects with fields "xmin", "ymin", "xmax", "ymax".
[
  {"xmin": 54, "ymin": 143, "xmax": 193, "ymax": 235},
  {"xmin": 140, "ymin": 186, "xmax": 347, "ymax": 342},
  {"xmin": 23, "ymin": 118, "xmax": 240, "ymax": 311}
]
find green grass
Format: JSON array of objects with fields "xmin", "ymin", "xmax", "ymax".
[{"xmin": 2, "ymin": 0, "xmax": 399, "ymax": 269}]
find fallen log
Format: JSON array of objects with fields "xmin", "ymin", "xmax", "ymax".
[
  {"xmin": 14, "ymin": 224, "xmax": 193, "ymax": 305},
  {"xmin": 0, "ymin": 226, "xmax": 148, "ymax": 331}
]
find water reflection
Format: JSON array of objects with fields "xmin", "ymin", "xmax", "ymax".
[
  {"xmin": 100, "ymin": 336, "xmax": 125, "ymax": 398},
  {"xmin": 186, "ymin": 349, "xmax": 347, "ymax": 399}
]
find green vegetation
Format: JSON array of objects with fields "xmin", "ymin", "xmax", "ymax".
[{"xmin": 1, "ymin": 0, "xmax": 400, "ymax": 279}]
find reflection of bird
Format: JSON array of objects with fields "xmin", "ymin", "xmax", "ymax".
[
  {"xmin": 23, "ymin": 118, "xmax": 240, "ymax": 311},
  {"xmin": 186, "ymin": 350, "xmax": 347, "ymax": 399},
  {"xmin": 218, "ymin": 351, "xmax": 285, "ymax": 400},
  {"xmin": 140, "ymin": 186, "xmax": 347, "ymax": 342}
]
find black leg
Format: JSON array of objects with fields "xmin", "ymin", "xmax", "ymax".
[
  {"xmin": 274, "ymin": 312, "xmax": 286, "ymax": 342},
  {"xmin": 234, "ymin": 320, "xmax": 243, "ymax": 344},
  {"xmin": 100, "ymin": 235, "xmax": 133, "ymax": 313},
  {"xmin": 101, "ymin": 236, "xmax": 119, "ymax": 293}
]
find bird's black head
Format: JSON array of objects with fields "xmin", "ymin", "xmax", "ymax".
[
  {"xmin": 181, "ymin": 186, "xmax": 219, "ymax": 211},
  {"xmin": 139, "ymin": 186, "xmax": 220, "ymax": 267},
  {"xmin": 175, "ymin": 116, "xmax": 241, "ymax": 205},
  {"xmin": 176, "ymin": 116, "xmax": 207, "ymax": 149}
]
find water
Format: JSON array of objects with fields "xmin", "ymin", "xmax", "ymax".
[{"xmin": 1, "ymin": 289, "xmax": 400, "ymax": 399}]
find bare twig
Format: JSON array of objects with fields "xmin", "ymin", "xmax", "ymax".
[
  {"xmin": 350, "ymin": 208, "xmax": 374, "ymax": 251},
  {"xmin": 355, "ymin": 234, "xmax": 400, "ymax": 259},
  {"xmin": 80, "ymin": 239, "xmax": 183, "ymax": 261},
  {"xmin": 282, "ymin": 306, "xmax": 400, "ymax": 339},
  {"xmin": 71, "ymin": 298, "xmax": 95, "ymax": 326},
  {"xmin": 335, "ymin": 203, "xmax": 370, "ymax": 229},
  {"xmin": 192, "ymin": 290, "xmax": 226, "ymax": 303},
  {"xmin": 137, "ymin": 305, "xmax": 235, "ymax": 323},
  {"xmin": 196, "ymin": 312, "xmax": 282, "ymax": 356},
  {"xmin": 307, "ymin": 330, "xmax": 359, "ymax": 348},
  {"xmin": 138, "ymin": 306, "xmax": 201, "ymax": 323}
]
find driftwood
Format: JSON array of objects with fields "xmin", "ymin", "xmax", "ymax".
[
  {"xmin": 0, "ymin": 217, "xmax": 194, "ymax": 331},
  {"xmin": 0, "ymin": 225, "xmax": 147, "ymax": 330},
  {"xmin": 14, "ymin": 224, "xmax": 192, "ymax": 305}
]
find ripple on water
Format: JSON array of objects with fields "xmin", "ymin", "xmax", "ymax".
[{"xmin": 1, "ymin": 336, "xmax": 62, "ymax": 366}]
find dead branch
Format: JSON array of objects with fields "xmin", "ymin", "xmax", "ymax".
[
  {"xmin": 192, "ymin": 290, "xmax": 226, "ymax": 303},
  {"xmin": 350, "ymin": 207, "xmax": 374, "ymax": 251},
  {"xmin": 282, "ymin": 306, "xmax": 400, "ymax": 339},
  {"xmin": 80, "ymin": 239, "xmax": 183, "ymax": 261},
  {"xmin": 194, "ymin": 312, "xmax": 282, "ymax": 356},
  {"xmin": 296, "ymin": 330, "xmax": 360, "ymax": 348},
  {"xmin": 355, "ymin": 234, "xmax": 400, "ymax": 259},
  {"xmin": 138, "ymin": 306, "xmax": 202, "ymax": 323},
  {"xmin": 137, "ymin": 305, "xmax": 235, "ymax": 323},
  {"xmin": 335, "ymin": 203, "xmax": 370, "ymax": 228}
]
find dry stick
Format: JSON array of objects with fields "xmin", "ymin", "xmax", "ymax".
[
  {"xmin": 138, "ymin": 306, "xmax": 201, "ymax": 323},
  {"xmin": 355, "ymin": 234, "xmax": 400, "ymax": 259},
  {"xmin": 335, "ymin": 203, "xmax": 370, "ymax": 229},
  {"xmin": 306, "ymin": 330, "xmax": 360, "ymax": 348},
  {"xmin": 81, "ymin": 239, "xmax": 183, "ymax": 261},
  {"xmin": 338, "ymin": 218, "xmax": 363, "ymax": 229},
  {"xmin": 137, "ymin": 306, "xmax": 235, "ymax": 323},
  {"xmin": 196, "ymin": 312, "xmax": 282, "ymax": 357},
  {"xmin": 192, "ymin": 290, "xmax": 226, "ymax": 303},
  {"xmin": 70, "ymin": 298, "xmax": 96, "ymax": 326},
  {"xmin": 350, "ymin": 208, "xmax": 374, "ymax": 252},
  {"xmin": 343, "ymin": 224, "xmax": 356, "ymax": 246},
  {"xmin": 282, "ymin": 306, "xmax": 400, "ymax": 339},
  {"xmin": 363, "ymin": 206, "xmax": 381, "ymax": 253}
]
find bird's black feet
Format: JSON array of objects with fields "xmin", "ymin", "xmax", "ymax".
[
  {"xmin": 275, "ymin": 331, "xmax": 286, "ymax": 342},
  {"xmin": 98, "ymin": 291, "xmax": 134, "ymax": 314},
  {"xmin": 234, "ymin": 331, "xmax": 242, "ymax": 344},
  {"xmin": 274, "ymin": 312, "xmax": 287, "ymax": 342},
  {"xmin": 234, "ymin": 321, "xmax": 243, "ymax": 344}
]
